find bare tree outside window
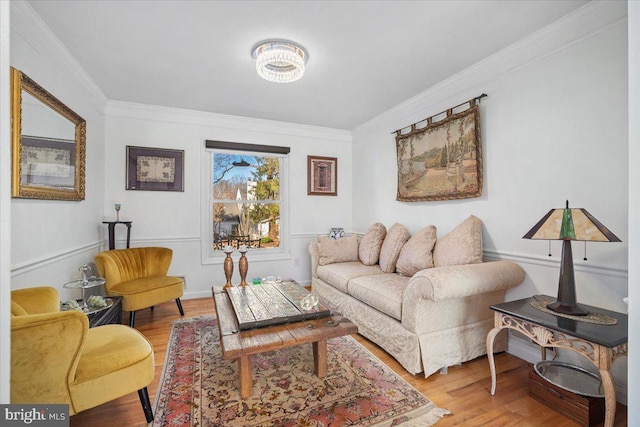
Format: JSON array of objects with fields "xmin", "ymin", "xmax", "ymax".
[{"xmin": 211, "ymin": 153, "xmax": 281, "ymax": 251}]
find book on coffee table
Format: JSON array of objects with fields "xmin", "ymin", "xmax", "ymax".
[{"xmin": 225, "ymin": 280, "xmax": 331, "ymax": 330}]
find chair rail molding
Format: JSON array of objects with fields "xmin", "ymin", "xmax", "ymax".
[
  {"xmin": 483, "ymin": 249, "xmax": 628, "ymax": 279},
  {"xmin": 12, "ymin": 241, "xmax": 102, "ymax": 278}
]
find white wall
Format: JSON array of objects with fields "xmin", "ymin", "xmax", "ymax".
[
  {"xmin": 104, "ymin": 102, "xmax": 352, "ymax": 297},
  {"xmin": 9, "ymin": 1, "xmax": 107, "ymax": 301},
  {"xmin": 627, "ymin": 1, "xmax": 639, "ymax": 424},
  {"xmin": 0, "ymin": 0, "xmax": 11, "ymax": 404},
  {"xmin": 353, "ymin": 1, "xmax": 627, "ymax": 312},
  {"xmin": 352, "ymin": 1, "xmax": 629, "ymax": 402}
]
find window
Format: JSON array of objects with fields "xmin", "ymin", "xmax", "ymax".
[{"xmin": 204, "ymin": 140, "xmax": 289, "ymax": 259}]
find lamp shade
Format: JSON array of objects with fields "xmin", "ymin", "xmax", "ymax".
[
  {"xmin": 523, "ymin": 200, "xmax": 620, "ymax": 316},
  {"xmin": 523, "ymin": 201, "xmax": 620, "ymax": 242}
]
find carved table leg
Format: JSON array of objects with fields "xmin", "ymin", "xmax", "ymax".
[
  {"xmin": 599, "ymin": 368, "xmax": 616, "ymax": 427},
  {"xmin": 486, "ymin": 326, "xmax": 502, "ymax": 395}
]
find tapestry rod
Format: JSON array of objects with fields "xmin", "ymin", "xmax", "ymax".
[{"xmin": 391, "ymin": 93, "xmax": 487, "ymax": 135}]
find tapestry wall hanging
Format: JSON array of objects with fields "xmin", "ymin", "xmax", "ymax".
[{"xmin": 394, "ymin": 96, "xmax": 484, "ymax": 202}]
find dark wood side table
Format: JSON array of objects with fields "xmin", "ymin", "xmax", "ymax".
[
  {"xmin": 87, "ymin": 296, "xmax": 123, "ymax": 327},
  {"xmin": 486, "ymin": 296, "xmax": 628, "ymax": 427},
  {"xmin": 102, "ymin": 221, "xmax": 132, "ymax": 250}
]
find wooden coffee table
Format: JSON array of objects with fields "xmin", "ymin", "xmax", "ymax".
[{"xmin": 211, "ymin": 282, "xmax": 358, "ymax": 398}]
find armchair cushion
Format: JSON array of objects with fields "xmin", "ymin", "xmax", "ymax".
[
  {"xmin": 109, "ymin": 276, "xmax": 184, "ymax": 312},
  {"xmin": 70, "ymin": 325, "xmax": 154, "ymax": 412}
]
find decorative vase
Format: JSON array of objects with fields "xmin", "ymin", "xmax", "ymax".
[
  {"xmin": 329, "ymin": 227, "xmax": 345, "ymax": 239},
  {"xmin": 223, "ymin": 246, "xmax": 234, "ymax": 288},
  {"xmin": 238, "ymin": 245, "xmax": 248, "ymax": 286}
]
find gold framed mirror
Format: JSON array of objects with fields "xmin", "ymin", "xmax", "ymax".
[{"xmin": 10, "ymin": 67, "xmax": 86, "ymax": 201}]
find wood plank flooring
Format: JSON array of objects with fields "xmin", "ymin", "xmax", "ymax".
[{"xmin": 69, "ymin": 297, "xmax": 627, "ymax": 426}]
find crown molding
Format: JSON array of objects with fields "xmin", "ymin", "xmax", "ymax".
[
  {"xmin": 10, "ymin": 0, "xmax": 108, "ymax": 113},
  {"xmin": 356, "ymin": 0, "xmax": 628, "ymax": 133},
  {"xmin": 105, "ymin": 100, "xmax": 352, "ymax": 143}
]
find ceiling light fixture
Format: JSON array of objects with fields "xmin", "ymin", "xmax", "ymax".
[{"xmin": 251, "ymin": 40, "xmax": 308, "ymax": 83}]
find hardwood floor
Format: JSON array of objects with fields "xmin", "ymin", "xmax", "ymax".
[{"xmin": 69, "ymin": 297, "xmax": 627, "ymax": 426}]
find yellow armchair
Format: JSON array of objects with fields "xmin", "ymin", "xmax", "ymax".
[
  {"xmin": 95, "ymin": 247, "xmax": 185, "ymax": 327},
  {"xmin": 11, "ymin": 286, "xmax": 155, "ymax": 422}
]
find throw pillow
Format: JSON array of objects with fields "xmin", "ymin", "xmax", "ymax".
[
  {"xmin": 433, "ymin": 215, "xmax": 483, "ymax": 267},
  {"xmin": 318, "ymin": 234, "xmax": 360, "ymax": 265},
  {"xmin": 358, "ymin": 222, "xmax": 387, "ymax": 266},
  {"xmin": 378, "ymin": 223, "xmax": 410, "ymax": 273},
  {"xmin": 396, "ymin": 225, "xmax": 437, "ymax": 276}
]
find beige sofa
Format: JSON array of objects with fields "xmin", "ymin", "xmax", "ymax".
[{"xmin": 308, "ymin": 216, "xmax": 525, "ymax": 378}]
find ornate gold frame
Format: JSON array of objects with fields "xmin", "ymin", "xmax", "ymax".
[{"xmin": 11, "ymin": 67, "xmax": 86, "ymax": 200}]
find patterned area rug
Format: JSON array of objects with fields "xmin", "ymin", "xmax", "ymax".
[{"xmin": 152, "ymin": 316, "xmax": 449, "ymax": 426}]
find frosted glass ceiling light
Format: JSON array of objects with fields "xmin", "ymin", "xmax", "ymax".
[{"xmin": 251, "ymin": 40, "xmax": 307, "ymax": 83}]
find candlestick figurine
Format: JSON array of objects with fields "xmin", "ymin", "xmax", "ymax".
[
  {"xmin": 238, "ymin": 245, "xmax": 248, "ymax": 286},
  {"xmin": 223, "ymin": 246, "xmax": 234, "ymax": 288}
]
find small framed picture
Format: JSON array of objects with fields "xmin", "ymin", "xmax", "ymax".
[
  {"xmin": 307, "ymin": 155, "xmax": 337, "ymax": 196},
  {"xmin": 126, "ymin": 146, "xmax": 184, "ymax": 191}
]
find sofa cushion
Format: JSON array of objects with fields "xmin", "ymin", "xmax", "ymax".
[
  {"xmin": 378, "ymin": 223, "xmax": 410, "ymax": 273},
  {"xmin": 396, "ymin": 225, "xmax": 438, "ymax": 276},
  {"xmin": 317, "ymin": 262, "xmax": 385, "ymax": 293},
  {"xmin": 359, "ymin": 223, "xmax": 387, "ymax": 266},
  {"xmin": 348, "ymin": 274, "xmax": 410, "ymax": 321},
  {"xmin": 433, "ymin": 215, "xmax": 483, "ymax": 267},
  {"xmin": 317, "ymin": 234, "xmax": 359, "ymax": 266}
]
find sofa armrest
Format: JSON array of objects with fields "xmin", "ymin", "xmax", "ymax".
[
  {"xmin": 11, "ymin": 286, "xmax": 60, "ymax": 314},
  {"xmin": 308, "ymin": 242, "xmax": 320, "ymax": 278},
  {"xmin": 405, "ymin": 260, "xmax": 525, "ymax": 303},
  {"xmin": 11, "ymin": 310, "xmax": 88, "ymax": 406}
]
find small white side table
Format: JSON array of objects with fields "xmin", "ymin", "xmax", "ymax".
[{"xmin": 63, "ymin": 277, "xmax": 106, "ymax": 308}]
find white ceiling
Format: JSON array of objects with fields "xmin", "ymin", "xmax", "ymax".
[{"xmin": 27, "ymin": 0, "xmax": 589, "ymax": 130}]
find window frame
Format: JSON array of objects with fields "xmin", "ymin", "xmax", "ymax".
[{"xmin": 201, "ymin": 146, "xmax": 290, "ymax": 264}]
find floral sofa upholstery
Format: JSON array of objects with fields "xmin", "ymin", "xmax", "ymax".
[{"xmin": 308, "ymin": 215, "xmax": 525, "ymax": 378}]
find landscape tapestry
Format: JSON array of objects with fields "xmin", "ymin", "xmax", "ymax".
[{"xmin": 395, "ymin": 103, "xmax": 482, "ymax": 201}]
